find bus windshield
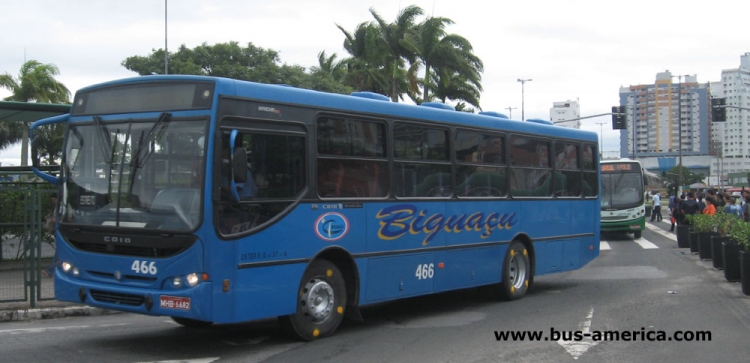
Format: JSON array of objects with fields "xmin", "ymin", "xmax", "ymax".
[
  {"xmin": 601, "ymin": 172, "xmax": 643, "ymax": 209},
  {"xmin": 60, "ymin": 116, "xmax": 208, "ymax": 231}
]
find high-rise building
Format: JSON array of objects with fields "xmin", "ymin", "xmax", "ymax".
[
  {"xmin": 549, "ymin": 100, "xmax": 580, "ymax": 128},
  {"xmin": 618, "ymin": 71, "xmax": 712, "ymax": 177},
  {"xmin": 710, "ymin": 52, "xmax": 750, "ymax": 181}
]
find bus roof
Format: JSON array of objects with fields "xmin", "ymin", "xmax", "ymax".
[{"xmin": 77, "ymin": 75, "xmax": 598, "ymax": 143}]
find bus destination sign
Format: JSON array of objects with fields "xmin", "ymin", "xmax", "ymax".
[{"xmin": 601, "ymin": 163, "xmax": 633, "ymax": 172}]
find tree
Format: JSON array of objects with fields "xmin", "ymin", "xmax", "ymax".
[
  {"xmin": 663, "ymin": 165, "xmax": 705, "ymax": 193},
  {"xmin": 429, "ymin": 67, "xmax": 482, "ymax": 111},
  {"xmin": 122, "ymin": 42, "xmax": 350, "ymax": 94},
  {"xmin": 369, "ymin": 5, "xmax": 423, "ymax": 102},
  {"xmin": 415, "ymin": 18, "xmax": 483, "ymax": 107},
  {"xmin": 337, "ymin": 21, "xmax": 391, "ymax": 95},
  {"xmin": 0, "ymin": 60, "xmax": 70, "ymax": 164}
]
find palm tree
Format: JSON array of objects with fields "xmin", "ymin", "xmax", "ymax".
[
  {"xmin": 315, "ymin": 51, "xmax": 346, "ymax": 82},
  {"xmin": 0, "ymin": 60, "xmax": 70, "ymax": 165},
  {"xmin": 415, "ymin": 16, "xmax": 484, "ymax": 104},
  {"xmin": 369, "ymin": 5, "xmax": 423, "ymax": 102},
  {"xmin": 430, "ymin": 67, "xmax": 483, "ymax": 111},
  {"xmin": 337, "ymin": 21, "xmax": 390, "ymax": 95}
]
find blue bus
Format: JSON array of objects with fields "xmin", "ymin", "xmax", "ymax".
[{"xmin": 31, "ymin": 75, "xmax": 600, "ymax": 340}]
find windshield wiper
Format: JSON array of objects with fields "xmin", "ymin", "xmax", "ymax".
[
  {"xmin": 127, "ymin": 113, "xmax": 172, "ymax": 201},
  {"xmin": 92, "ymin": 116, "xmax": 113, "ymax": 163},
  {"xmin": 130, "ymin": 112, "xmax": 172, "ymax": 169}
]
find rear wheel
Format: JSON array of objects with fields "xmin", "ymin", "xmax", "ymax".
[
  {"xmin": 171, "ymin": 317, "xmax": 213, "ymax": 328},
  {"xmin": 279, "ymin": 260, "xmax": 347, "ymax": 341}
]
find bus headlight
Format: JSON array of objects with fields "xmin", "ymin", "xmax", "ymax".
[
  {"xmin": 62, "ymin": 262, "xmax": 73, "ymax": 273},
  {"xmin": 172, "ymin": 277, "xmax": 183, "ymax": 288},
  {"xmin": 186, "ymin": 273, "xmax": 200, "ymax": 287}
]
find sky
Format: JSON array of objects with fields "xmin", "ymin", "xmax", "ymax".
[{"xmin": 2, "ymin": 0, "xmax": 749, "ymax": 166}]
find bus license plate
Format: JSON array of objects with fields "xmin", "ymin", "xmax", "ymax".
[{"xmin": 160, "ymin": 295, "xmax": 191, "ymax": 310}]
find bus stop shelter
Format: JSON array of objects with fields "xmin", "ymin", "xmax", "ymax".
[
  {"xmin": 1, "ymin": 101, "xmax": 69, "ymax": 308},
  {"xmin": 0, "ymin": 101, "xmax": 70, "ymax": 122}
]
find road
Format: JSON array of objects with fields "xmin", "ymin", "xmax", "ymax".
[{"xmin": 2, "ymin": 220, "xmax": 750, "ymax": 363}]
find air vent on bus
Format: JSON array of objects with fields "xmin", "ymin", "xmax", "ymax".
[
  {"xmin": 478, "ymin": 111, "xmax": 509, "ymax": 119},
  {"xmin": 350, "ymin": 92, "xmax": 390, "ymax": 101},
  {"xmin": 526, "ymin": 118, "xmax": 554, "ymax": 125},
  {"xmin": 421, "ymin": 102, "xmax": 455, "ymax": 111}
]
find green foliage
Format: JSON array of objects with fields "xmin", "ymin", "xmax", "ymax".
[
  {"xmin": 122, "ymin": 42, "xmax": 348, "ymax": 94},
  {"xmin": 0, "ymin": 60, "xmax": 70, "ymax": 157},
  {"xmin": 728, "ymin": 220, "xmax": 750, "ymax": 251},
  {"xmin": 663, "ymin": 165, "xmax": 705, "ymax": 192},
  {"xmin": 684, "ymin": 213, "xmax": 715, "ymax": 233},
  {"xmin": 0, "ymin": 183, "xmax": 57, "ymax": 260},
  {"xmin": 714, "ymin": 211, "xmax": 740, "ymax": 237}
]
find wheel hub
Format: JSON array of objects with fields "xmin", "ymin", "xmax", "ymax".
[{"xmin": 301, "ymin": 278, "xmax": 335, "ymax": 323}]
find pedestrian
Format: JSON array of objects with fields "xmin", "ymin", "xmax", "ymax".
[
  {"xmin": 650, "ymin": 191, "xmax": 662, "ymax": 222},
  {"xmin": 743, "ymin": 195, "xmax": 750, "ymax": 222},
  {"xmin": 702, "ymin": 196, "xmax": 716, "ymax": 216},
  {"xmin": 681, "ymin": 192, "xmax": 701, "ymax": 225},
  {"xmin": 669, "ymin": 196, "xmax": 681, "ymax": 232},
  {"xmin": 725, "ymin": 196, "xmax": 742, "ymax": 218}
]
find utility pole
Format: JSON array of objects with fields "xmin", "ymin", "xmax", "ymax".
[
  {"xmin": 517, "ymin": 78, "xmax": 532, "ymax": 121},
  {"xmin": 596, "ymin": 122, "xmax": 606, "ymax": 158},
  {"xmin": 505, "ymin": 107, "xmax": 517, "ymax": 119}
]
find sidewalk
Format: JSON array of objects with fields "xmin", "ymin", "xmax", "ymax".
[{"xmin": 0, "ymin": 260, "xmax": 119, "ymax": 323}]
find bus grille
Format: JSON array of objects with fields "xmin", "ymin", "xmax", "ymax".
[
  {"xmin": 602, "ymin": 216, "xmax": 629, "ymax": 221},
  {"xmin": 70, "ymin": 241, "xmax": 183, "ymax": 258},
  {"xmin": 90, "ymin": 289, "xmax": 144, "ymax": 306}
]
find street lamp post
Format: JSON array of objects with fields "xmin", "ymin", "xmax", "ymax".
[
  {"xmin": 505, "ymin": 106, "xmax": 517, "ymax": 119},
  {"xmin": 596, "ymin": 122, "xmax": 606, "ymax": 158},
  {"xmin": 164, "ymin": 0, "xmax": 168, "ymax": 75},
  {"xmin": 517, "ymin": 78, "xmax": 532, "ymax": 121}
]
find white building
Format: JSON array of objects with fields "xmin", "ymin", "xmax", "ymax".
[
  {"xmin": 549, "ymin": 100, "xmax": 580, "ymax": 129},
  {"xmin": 710, "ymin": 52, "xmax": 750, "ymax": 180}
]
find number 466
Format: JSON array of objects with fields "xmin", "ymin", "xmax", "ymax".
[
  {"xmin": 415, "ymin": 263, "xmax": 434, "ymax": 280},
  {"xmin": 131, "ymin": 260, "xmax": 158, "ymax": 275}
]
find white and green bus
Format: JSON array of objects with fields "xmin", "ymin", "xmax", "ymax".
[{"xmin": 600, "ymin": 159, "xmax": 651, "ymax": 238}]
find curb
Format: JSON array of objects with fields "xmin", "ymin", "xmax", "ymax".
[{"xmin": 0, "ymin": 306, "xmax": 121, "ymax": 323}]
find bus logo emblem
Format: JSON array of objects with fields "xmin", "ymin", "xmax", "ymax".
[{"xmin": 315, "ymin": 212, "xmax": 349, "ymax": 241}]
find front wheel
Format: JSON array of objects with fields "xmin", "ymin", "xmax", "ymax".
[
  {"xmin": 488, "ymin": 240, "xmax": 532, "ymax": 300},
  {"xmin": 634, "ymin": 230, "xmax": 642, "ymax": 239},
  {"xmin": 279, "ymin": 259, "xmax": 347, "ymax": 341}
]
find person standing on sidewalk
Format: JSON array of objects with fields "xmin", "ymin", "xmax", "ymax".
[{"xmin": 650, "ymin": 191, "xmax": 662, "ymax": 222}]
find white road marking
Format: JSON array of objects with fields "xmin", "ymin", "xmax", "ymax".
[
  {"xmin": 134, "ymin": 358, "xmax": 219, "ymax": 363},
  {"xmin": 557, "ymin": 307, "xmax": 598, "ymax": 360},
  {"xmin": 0, "ymin": 323, "xmax": 128, "ymax": 335},
  {"xmin": 645, "ymin": 223, "xmax": 677, "ymax": 242},
  {"xmin": 634, "ymin": 239, "xmax": 659, "ymax": 249},
  {"xmin": 599, "ymin": 241, "xmax": 611, "ymax": 250}
]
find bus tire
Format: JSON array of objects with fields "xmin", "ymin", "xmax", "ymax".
[
  {"xmin": 171, "ymin": 317, "xmax": 213, "ymax": 328},
  {"xmin": 279, "ymin": 259, "xmax": 347, "ymax": 341},
  {"xmin": 490, "ymin": 240, "xmax": 531, "ymax": 301},
  {"xmin": 634, "ymin": 230, "xmax": 642, "ymax": 239}
]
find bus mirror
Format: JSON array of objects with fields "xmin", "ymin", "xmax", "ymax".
[
  {"xmin": 232, "ymin": 147, "xmax": 248, "ymax": 183},
  {"xmin": 30, "ymin": 114, "xmax": 69, "ymax": 185}
]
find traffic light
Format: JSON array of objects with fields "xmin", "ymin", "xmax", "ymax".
[
  {"xmin": 711, "ymin": 97, "xmax": 726, "ymax": 122},
  {"xmin": 611, "ymin": 105, "xmax": 627, "ymax": 129}
]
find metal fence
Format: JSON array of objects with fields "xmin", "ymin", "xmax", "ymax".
[{"xmin": 0, "ymin": 167, "xmax": 58, "ymax": 308}]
